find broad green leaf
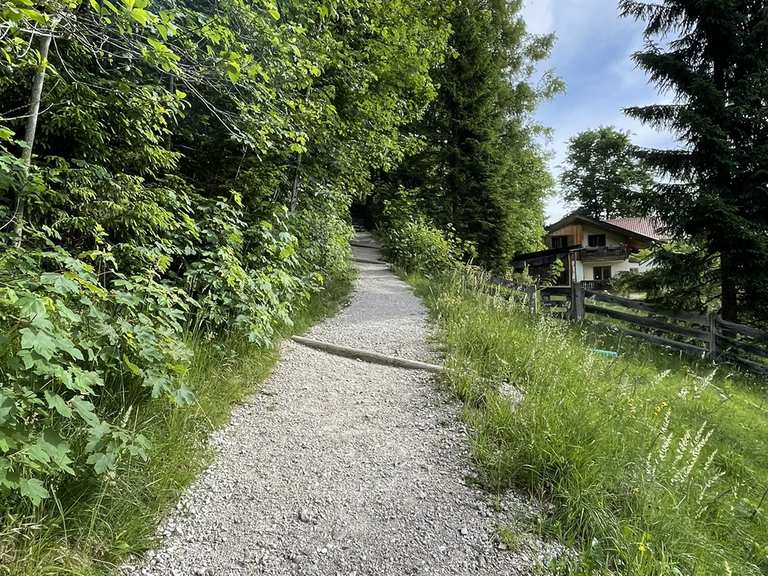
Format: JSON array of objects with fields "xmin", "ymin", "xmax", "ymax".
[
  {"xmin": 72, "ymin": 369, "xmax": 103, "ymax": 394},
  {"xmin": 87, "ymin": 452, "xmax": 115, "ymax": 474},
  {"xmin": 19, "ymin": 328, "xmax": 57, "ymax": 360},
  {"xmin": 225, "ymin": 60, "xmax": 241, "ymax": 83},
  {"xmin": 130, "ymin": 7, "xmax": 149, "ymax": 25},
  {"xmin": 19, "ymin": 477, "xmax": 48, "ymax": 505},
  {"xmin": 17, "ymin": 295, "xmax": 47, "ymax": 321},
  {"xmin": 25, "ymin": 443, "xmax": 50, "ymax": 465},
  {"xmin": 71, "ymin": 397, "xmax": 100, "ymax": 427},
  {"xmin": 44, "ymin": 391, "xmax": 73, "ymax": 418},
  {"xmin": 40, "ymin": 432, "xmax": 74, "ymax": 474},
  {"xmin": 174, "ymin": 385, "xmax": 194, "ymax": 405},
  {"xmin": 0, "ymin": 391, "xmax": 14, "ymax": 425}
]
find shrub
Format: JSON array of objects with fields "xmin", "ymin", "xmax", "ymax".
[
  {"xmin": 377, "ymin": 188, "xmax": 467, "ymax": 273},
  {"xmin": 0, "ymin": 248, "xmax": 192, "ymax": 506}
]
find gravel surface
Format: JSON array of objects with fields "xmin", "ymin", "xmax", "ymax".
[{"xmin": 123, "ymin": 233, "xmax": 554, "ymax": 576}]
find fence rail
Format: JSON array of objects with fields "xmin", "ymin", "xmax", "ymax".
[{"xmin": 489, "ymin": 277, "xmax": 768, "ymax": 375}]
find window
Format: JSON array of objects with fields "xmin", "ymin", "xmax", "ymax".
[
  {"xmin": 593, "ymin": 266, "xmax": 612, "ymax": 281},
  {"xmin": 588, "ymin": 234, "xmax": 606, "ymax": 247},
  {"xmin": 551, "ymin": 235, "xmax": 569, "ymax": 249}
]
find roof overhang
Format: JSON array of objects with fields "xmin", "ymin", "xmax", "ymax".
[{"xmin": 546, "ymin": 213, "xmax": 659, "ymax": 244}]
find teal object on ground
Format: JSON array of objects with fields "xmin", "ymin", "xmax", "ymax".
[{"xmin": 592, "ymin": 349, "xmax": 619, "ymax": 359}]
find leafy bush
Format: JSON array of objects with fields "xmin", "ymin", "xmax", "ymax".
[
  {"xmin": 0, "ymin": 248, "xmax": 192, "ymax": 506},
  {"xmin": 377, "ymin": 188, "xmax": 467, "ymax": 273},
  {"xmin": 290, "ymin": 193, "xmax": 354, "ymax": 284}
]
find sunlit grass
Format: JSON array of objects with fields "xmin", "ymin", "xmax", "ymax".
[
  {"xmin": 411, "ymin": 270, "xmax": 768, "ymax": 575},
  {"xmin": 0, "ymin": 277, "xmax": 353, "ymax": 576}
]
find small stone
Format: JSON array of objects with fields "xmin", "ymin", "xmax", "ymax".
[
  {"xmin": 460, "ymin": 527, "xmax": 468, "ymax": 536},
  {"xmin": 299, "ymin": 508, "xmax": 312, "ymax": 523}
]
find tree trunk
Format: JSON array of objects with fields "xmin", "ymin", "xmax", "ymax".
[
  {"xmin": 13, "ymin": 27, "xmax": 55, "ymax": 248},
  {"xmin": 720, "ymin": 250, "xmax": 739, "ymax": 322}
]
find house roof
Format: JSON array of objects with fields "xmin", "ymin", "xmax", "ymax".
[
  {"xmin": 547, "ymin": 212, "xmax": 667, "ymax": 243},
  {"xmin": 604, "ymin": 217, "xmax": 668, "ymax": 241}
]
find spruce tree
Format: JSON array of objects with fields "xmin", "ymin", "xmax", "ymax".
[
  {"xmin": 621, "ymin": 1, "xmax": 768, "ymax": 321},
  {"xmin": 391, "ymin": 0, "xmax": 561, "ymax": 270}
]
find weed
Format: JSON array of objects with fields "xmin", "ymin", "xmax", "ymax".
[
  {"xmin": 412, "ymin": 270, "xmax": 768, "ymax": 575},
  {"xmin": 0, "ymin": 277, "xmax": 352, "ymax": 576}
]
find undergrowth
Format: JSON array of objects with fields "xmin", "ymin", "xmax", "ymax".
[
  {"xmin": 411, "ymin": 270, "xmax": 768, "ymax": 575},
  {"xmin": 0, "ymin": 277, "xmax": 352, "ymax": 576}
]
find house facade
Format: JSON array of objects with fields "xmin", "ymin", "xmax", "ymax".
[{"xmin": 512, "ymin": 213, "xmax": 666, "ymax": 290}]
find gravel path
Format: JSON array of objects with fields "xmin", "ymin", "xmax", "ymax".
[{"xmin": 125, "ymin": 233, "xmax": 546, "ymax": 576}]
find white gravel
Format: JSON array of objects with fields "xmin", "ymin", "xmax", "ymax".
[{"xmin": 123, "ymin": 233, "xmax": 554, "ymax": 576}]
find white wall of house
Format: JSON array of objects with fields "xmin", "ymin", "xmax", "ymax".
[
  {"xmin": 579, "ymin": 225, "xmax": 627, "ymax": 248},
  {"xmin": 582, "ymin": 259, "xmax": 639, "ymax": 281}
]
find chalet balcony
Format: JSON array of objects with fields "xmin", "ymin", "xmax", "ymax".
[
  {"xmin": 579, "ymin": 246, "xmax": 629, "ymax": 261},
  {"xmin": 581, "ymin": 279, "xmax": 612, "ymax": 291}
]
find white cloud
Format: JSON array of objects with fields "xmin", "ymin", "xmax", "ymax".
[{"xmin": 528, "ymin": 0, "xmax": 676, "ymax": 222}]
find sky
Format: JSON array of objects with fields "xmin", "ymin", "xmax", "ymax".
[{"xmin": 520, "ymin": 0, "xmax": 674, "ymax": 223}]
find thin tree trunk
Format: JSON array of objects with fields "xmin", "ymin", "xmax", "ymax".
[
  {"xmin": 13, "ymin": 26, "xmax": 55, "ymax": 248},
  {"xmin": 289, "ymin": 85, "xmax": 312, "ymax": 214}
]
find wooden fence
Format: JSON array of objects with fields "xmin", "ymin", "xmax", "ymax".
[{"xmin": 490, "ymin": 278, "xmax": 768, "ymax": 375}]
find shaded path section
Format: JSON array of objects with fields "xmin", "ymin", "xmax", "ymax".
[{"xmin": 126, "ymin": 233, "xmax": 539, "ymax": 576}]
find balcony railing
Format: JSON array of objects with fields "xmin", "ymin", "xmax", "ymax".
[
  {"xmin": 580, "ymin": 246, "xmax": 629, "ymax": 261},
  {"xmin": 581, "ymin": 279, "xmax": 612, "ymax": 291}
]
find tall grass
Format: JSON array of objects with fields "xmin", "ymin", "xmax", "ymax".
[
  {"xmin": 0, "ymin": 278, "xmax": 352, "ymax": 576},
  {"xmin": 412, "ymin": 271, "xmax": 768, "ymax": 575}
]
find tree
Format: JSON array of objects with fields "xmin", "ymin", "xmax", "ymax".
[
  {"xmin": 386, "ymin": 0, "xmax": 562, "ymax": 270},
  {"xmin": 559, "ymin": 126, "xmax": 653, "ymax": 220},
  {"xmin": 614, "ymin": 241, "xmax": 720, "ymax": 313},
  {"xmin": 621, "ymin": 1, "xmax": 768, "ymax": 322}
]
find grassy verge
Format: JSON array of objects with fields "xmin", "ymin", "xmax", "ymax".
[
  {"xmin": 411, "ymin": 270, "xmax": 768, "ymax": 575},
  {"xmin": 0, "ymin": 277, "xmax": 352, "ymax": 576}
]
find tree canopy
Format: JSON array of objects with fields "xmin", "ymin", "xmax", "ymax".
[
  {"xmin": 560, "ymin": 126, "xmax": 653, "ymax": 220},
  {"xmin": 379, "ymin": 0, "xmax": 562, "ymax": 269}
]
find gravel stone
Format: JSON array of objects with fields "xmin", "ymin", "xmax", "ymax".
[{"xmin": 124, "ymin": 233, "xmax": 560, "ymax": 575}]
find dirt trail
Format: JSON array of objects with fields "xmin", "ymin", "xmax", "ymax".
[{"xmin": 126, "ymin": 233, "xmax": 541, "ymax": 576}]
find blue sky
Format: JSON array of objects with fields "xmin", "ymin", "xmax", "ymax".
[{"xmin": 521, "ymin": 0, "xmax": 674, "ymax": 222}]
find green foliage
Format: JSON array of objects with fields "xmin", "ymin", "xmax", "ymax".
[
  {"xmin": 377, "ymin": 188, "xmax": 467, "ymax": 274},
  {"xmin": 620, "ymin": 1, "xmax": 768, "ymax": 322},
  {"xmin": 383, "ymin": 0, "xmax": 561, "ymax": 269},
  {"xmin": 615, "ymin": 242, "xmax": 721, "ymax": 314},
  {"xmin": 560, "ymin": 126, "xmax": 653, "ymax": 220},
  {"xmin": 0, "ymin": 0, "xmax": 449, "ymax": 516},
  {"xmin": 414, "ymin": 271, "xmax": 768, "ymax": 575},
  {"xmin": 0, "ymin": 248, "xmax": 191, "ymax": 505}
]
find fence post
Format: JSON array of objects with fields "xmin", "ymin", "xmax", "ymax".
[
  {"xmin": 570, "ymin": 282, "xmax": 585, "ymax": 321},
  {"xmin": 527, "ymin": 285, "xmax": 538, "ymax": 316},
  {"xmin": 708, "ymin": 313, "xmax": 719, "ymax": 358}
]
